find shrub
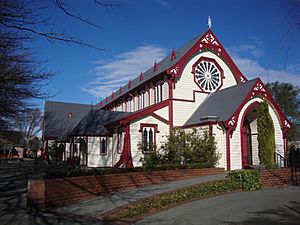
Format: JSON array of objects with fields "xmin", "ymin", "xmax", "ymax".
[
  {"xmin": 257, "ymin": 100, "xmax": 275, "ymax": 169},
  {"xmin": 227, "ymin": 169, "xmax": 261, "ymax": 191},
  {"xmin": 141, "ymin": 127, "xmax": 220, "ymax": 167},
  {"xmin": 288, "ymin": 145, "xmax": 300, "ymax": 167}
]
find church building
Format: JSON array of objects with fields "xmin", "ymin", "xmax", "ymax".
[{"xmin": 43, "ymin": 26, "xmax": 292, "ymax": 170}]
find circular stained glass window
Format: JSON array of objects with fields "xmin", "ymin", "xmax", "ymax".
[{"xmin": 195, "ymin": 60, "xmax": 222, "ymax": 92}]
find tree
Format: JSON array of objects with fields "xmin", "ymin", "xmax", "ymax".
[
  {"xmin": 257, "ymin": 100, "xmax": 276, "ymax": 169},
  {"xmin": 266, "ymin": 82, "xmax": 300, "ymax": 140},
  {"xmin": 14, "ymin": 109, "xmax": 43, "ymax": 146},
  {"xmin": 0, "ymin": 0, "xmax": 117, "ymax": 132}
]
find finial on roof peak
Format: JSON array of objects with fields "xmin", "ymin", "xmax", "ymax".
[{"xmin": 208, "ymin": 16, "xmax": 212, "ymax": 29}]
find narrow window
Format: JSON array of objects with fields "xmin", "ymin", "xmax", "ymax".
[
  {"xmin": 117, "ymin": 127, "xmax": 123, "ymax": 154},
  {"xmin": 100, "ymin": 137, "xmax": 107, "ymax": 155},
  {"xmin": 141, "ymin": 126, "xmax": 156, "ymax": 153},
  {"xmin": 149, "ymin": 128, "xmax": 154, "ymax": 151},
  {"xmin": 143, "ymin": 128, "xmax": 148, "ymax": 152}
]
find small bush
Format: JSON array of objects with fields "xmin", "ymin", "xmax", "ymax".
[{"xmin": 227, "ymin": 170, "xmax": 261, "ymax": 191}]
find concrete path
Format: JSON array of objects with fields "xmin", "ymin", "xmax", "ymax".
[
  {"xmin": 136, "ymin": 186, "xmax": 300, "ymax": 225},
  {"xmin": 57, "ymin": 172, "xmax": 226, "ymax": 217}
]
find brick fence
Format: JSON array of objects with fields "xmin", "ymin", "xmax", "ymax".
[
  {"xmin": 27, "ymin": 167, "xmax": 224, "ymax": 210},
  {"xmin": 260, "ymin": 168, "xmax": 293, "ymax": 188}
]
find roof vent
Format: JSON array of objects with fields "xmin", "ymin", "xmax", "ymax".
[{"xmin": 200, "ymin": 116, "xmax": 218, "ymax": 122}]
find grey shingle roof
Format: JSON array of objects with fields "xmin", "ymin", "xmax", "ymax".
[
  {"xmin": 100, "ymin": 33, "xmax": 204, "ymax": 109},
  {"xmin": 70, "ymin": 110, "xmax": 131, "ymax": 136},
  {"xmin": 44, "ymin": 101, "xmax": 93, "ymax": 141},
  {"xmin": 184, "ymin": 78, "xmax": 259, "ymax": 126}
]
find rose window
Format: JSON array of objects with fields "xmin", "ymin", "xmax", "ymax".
[{"xmin": 194, "ymin": 59, "xmax": 222, "ymax": 92}]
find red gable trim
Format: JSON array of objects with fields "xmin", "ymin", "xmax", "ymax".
[
  {"xmin": 120, "ymin": 100, "xmax": 169, "ymax": 125},
  {"xmin": 167, "ymin": 29, "xmax": 247, "ymax": 84},
  {"xmin": 223, "ymin": 78, "xmax": 292, "ymax": 134}
]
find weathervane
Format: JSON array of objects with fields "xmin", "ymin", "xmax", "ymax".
[{"xmin": 208, "ymin": 16, "xmax": 212, "ymax": 29}]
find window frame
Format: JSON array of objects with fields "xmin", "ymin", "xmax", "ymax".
[
  {"xmin": 117, "ymin": 127, "xmax": 124, "ymax": 154},
  {"xmin": 139, "ymin": 123, "xmax": 158, "ymax": 154},
  {"xmin": 100, "ymin": 136, "xmax": 107, "ymax": 156}
]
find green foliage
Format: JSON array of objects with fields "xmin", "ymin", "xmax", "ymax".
[
  {"xmin": 227, "ymin": 170, "xmax": 261, "ymax": 191},
  {"xmin": 257, "ymin": 100, "xmax": 275, "ymax": 169},
  {"xmin": 139, "ymin": 128, "xmax": 220, "ymax": 168},
  {"xmin": 106, "ymin": 177, "xmax": 261, "ymax": 221},
  {"xmin": 266, "ymin": 82, "xmax": 300, "ymax": 141},
  {"xmin": 288, "ymin": 145, "xmax": 300, "ymax": 167}
]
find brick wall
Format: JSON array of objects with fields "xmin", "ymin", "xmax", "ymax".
[
  {"xmin": 27, "ymin": 167, "xmax": 224, "ymax": 210},
  {"xmin": 260, "ymin": 168, "xmax": 292, "ymax": 188}
]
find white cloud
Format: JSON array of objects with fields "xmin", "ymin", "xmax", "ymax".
[
  {"xmin": 232, "ymin": 54, "xmax": 300, "ymax": 86},
  {"xmin": 153, "ymin": 0, "xmax": 171, "ymax": 9},
  {"xmin": 230, "ymin": 45, "xmax": 264, "ymax": 57},
  {"xmin": 81, "ymin": 45, "xmax": 167, "ymax": 99}
]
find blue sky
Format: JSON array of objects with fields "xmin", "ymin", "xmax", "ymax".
[{"xmin": 32, "ymin": 0, "xmax": 300, "ymax": 109}]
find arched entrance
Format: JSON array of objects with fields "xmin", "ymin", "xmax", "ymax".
[
  {"xmin": 241, "ymin": 102, "xmax": 260, "ymax": 168},
  {"xmin": 76, "ymin": 138, "xmax": 87, "ymax": 166}
]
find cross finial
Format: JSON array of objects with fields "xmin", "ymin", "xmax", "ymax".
[{"xmin": 208, "ymin": 16, "xmax": 212, "ymax": 29}]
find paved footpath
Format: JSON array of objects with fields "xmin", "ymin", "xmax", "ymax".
[
  {"xmin": 136, "ymin": 186, "xmax": 300, "ymax": 225},
  {"xmin": 57, "ymin": 173, "xmax": 226, "ymax": 217}
]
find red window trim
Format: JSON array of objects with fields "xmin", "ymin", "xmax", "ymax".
[{"xmin": 139, "ymin": 123, "xmax": 158, "ymax": 146}]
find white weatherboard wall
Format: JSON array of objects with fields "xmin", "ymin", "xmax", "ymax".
[
  {"xmin": 250, "ymin": 119, "xmax": 259, "ymax": 165},
  {"xmin": 87, "ymin": 136, "xmax": 113, "ymax": 167},
  {"xmin": 130, "ymin": 115, "xmax": 169, "ymax": 167},
  {"xmin": 269, "ymin": 105, "xmax": 284, "ymax": 157},
  {"xmin": 213, "ymin": 125, "xmax": 227, "ymax": 169},
  {"xmin": 154, "ymin": 106, "xmax": 169, "ymax": 120},
  {"xmin": 172, "ymin": 51, "xmax": 237, "ymax": 126}
]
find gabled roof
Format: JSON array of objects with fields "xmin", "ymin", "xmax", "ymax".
[
  {"xmin": 43, "ymin": 101, "xmax": 93, "ymax": 140},
  {"xmin": 100, "ymin": 32, "xmax": 204, "ymax": 109},
  {"xmin": 70, "ymin": 110, "xmax": 131, "ymax": 136},
  {"xmin": 184, "ymin": 78, "xmax": 259, "ymax": 126}
]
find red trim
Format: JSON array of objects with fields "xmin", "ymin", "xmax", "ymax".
[
  {"xmin": 128, "ymin": 80, "xmax": 132, "ymax": 89},
  {"xmin": 140, "ymin": 72, "xmax": 143, "ymax": 81},
  {"xmin": 191, "ymin": 56, "xmax": 224, "ymax": 93},
  {"xmin": 226, "ymin": 129, "xmax": 231, "ymax": 171},
  {"xmin": 168, "ymin": 80, "xmax": 174, "ymax": 134},
  {"xmin": 153, "ymin": 61, "xmax": 158, "ymax": 72},
  {"xmin": 171, "ymin": 48, "xmax": 176, "ymax": 61},
  {"xmin": 223, "ymin": 79, "xmax": 292, "ymax": 134},
  {"xmin": 153, "ymin": 86, "xmax": 156, "ymax": 104},
  {"xmin": 167, "ymin": 30, "xmax": 247, "ymax": 84},
  {"xmin": 151, "ymin": 112, "xmax": 169, "ymax": 125},
  {"xmin": 114, "ymin": 124, "xmax": 133, "ymax": 168},
  {"xmin": 239, "ymin": 102, "xmax": 258, "ymax": 168},
  {"xmin": 120, "ymin": 100, "xmax": 169, "ymax": 124},
  {"xmin": 119, "ymin": 86, "xmax": 122, "ymax": 94}
]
